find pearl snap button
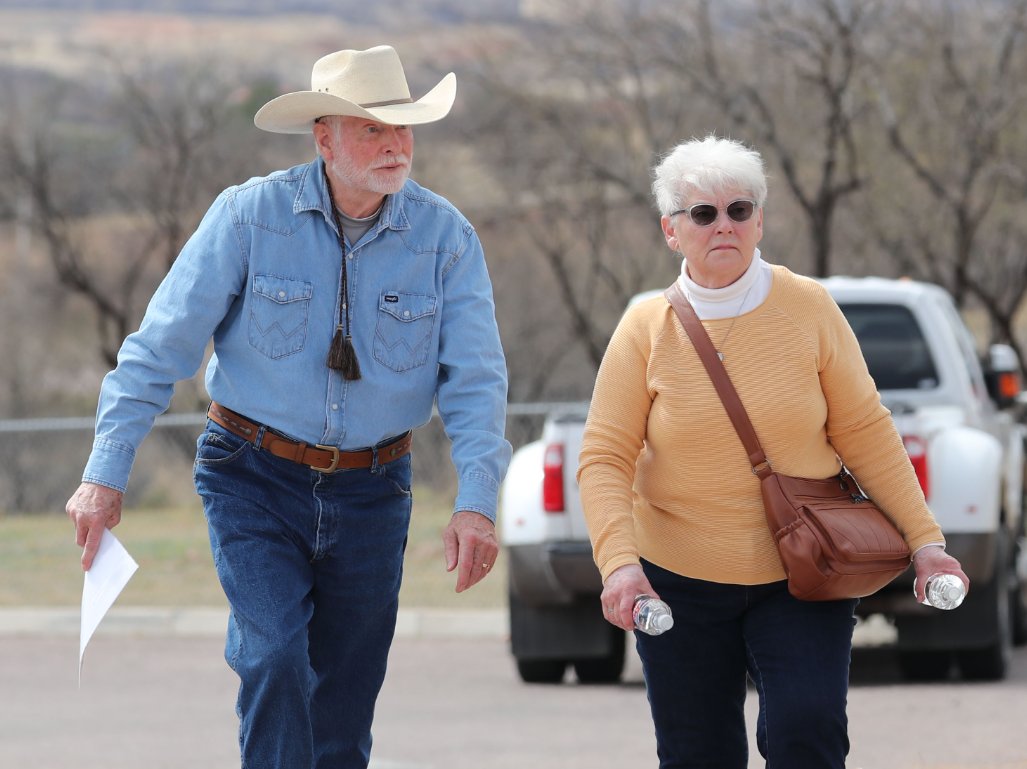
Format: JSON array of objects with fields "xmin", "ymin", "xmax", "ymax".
[
  {"xmin": 278, "ymin": 291, "xmax": 286, "ymax": 299},
  {"xmin": 403, "ymin": 310, "xmax": 411, "ymax": 318}
]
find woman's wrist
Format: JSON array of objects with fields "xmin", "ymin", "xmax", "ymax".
[{"xmin": 911, "ymin": 542, "xmax": 945, "ymax": 562}]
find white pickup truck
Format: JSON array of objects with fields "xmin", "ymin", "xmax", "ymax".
[{"xmin": 501, "ymin": 277, "xmax": 1027, "ymax": 683}]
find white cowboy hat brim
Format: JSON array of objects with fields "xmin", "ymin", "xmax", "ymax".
[{"xmin": 255, "ymin": 72, "xmax": 456, "ymax": 134}]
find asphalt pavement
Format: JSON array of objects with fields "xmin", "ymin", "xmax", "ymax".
[{"xmin": 3, "ymin": 608, "xmax": 1027, "ymax": 769}]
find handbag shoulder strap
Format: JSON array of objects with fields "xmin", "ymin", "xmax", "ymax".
[{"xmin": 663, "ymin": 282, "xmax": 772, "ymax": 478}]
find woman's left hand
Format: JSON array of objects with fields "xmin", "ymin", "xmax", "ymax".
[
  {"xmin": 911, "ymin": 545, "xmax": 969, "ymax": 603},
  {"xmin": 601, "ymin": 564, "xmax": 657, "ymax": 631}
]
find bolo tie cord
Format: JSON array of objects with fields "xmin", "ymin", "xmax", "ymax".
[{"xmin": 324, "ymin": 172, "xmax": 362, "ymax": 380}]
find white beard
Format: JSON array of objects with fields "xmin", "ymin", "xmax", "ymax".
[{"xmin": 330, "ymin": 152, "xmax": 411, "ymax": 195}]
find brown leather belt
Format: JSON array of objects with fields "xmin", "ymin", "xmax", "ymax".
[{"xmin": 206, "ymin": 401, "xmax": 412, "ymax": 473}]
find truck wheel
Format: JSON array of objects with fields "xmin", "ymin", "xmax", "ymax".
[
  {"xmin": 1011, "ymin": 523, "xmax": 1027, "ymax": 646},
  {"xmin": 897, "ymin": 650, "xmax": 951, "ymax": 682},
  {"xmin": 572, "ymin": 626, "xmax": 626, "ymax": 684},
  {"xmin": 516, "ymin": 658, "xmax": 567, "ymax": 684},
  {"xmin": 1013, "ymin": 580, "xmax": 1027, "ymax": 646},
  {"xmin": 956, "ymin": 530, "xmax": 1012, "ymax": 681}
]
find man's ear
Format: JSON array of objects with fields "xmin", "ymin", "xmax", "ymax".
[{"xmin": 313, "ymin": 120, "xmax": 334, "ymax": 160}]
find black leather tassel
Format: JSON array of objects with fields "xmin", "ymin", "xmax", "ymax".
[{"xmin": 327, "ymin": 326, "xmax": 362, "ymax": 380}]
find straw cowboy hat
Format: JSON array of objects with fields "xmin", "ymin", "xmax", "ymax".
[{"xmin": 254, "ymin": 45, "xmax": 457, "ymax": 134}]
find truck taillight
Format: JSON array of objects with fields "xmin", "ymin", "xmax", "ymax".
[
  {"xmin": 998, "ymin": 371, "xmax": 1022, "ymax": 400},
  {"xmin": 903, "ymin": 435, "xmax": 929, "ymax": 498},
  {"xmin": 542, "ymin": 443, "xmax": 565, "ymax": 513}
]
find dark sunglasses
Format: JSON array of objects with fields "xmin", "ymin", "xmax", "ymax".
[{"xmin": 670, "ymin": 199, "xmax": 758, "ymax": 227}]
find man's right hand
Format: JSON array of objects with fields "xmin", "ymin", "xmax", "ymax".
[{"xmin": 66, "ymin": 482, "xmax": 124, "ymax": 571}]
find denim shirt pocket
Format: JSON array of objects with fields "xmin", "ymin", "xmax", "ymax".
[
  {"xmin": 248, "ymin": 274, "xmax": 313, "ymax": 359},
  {"xmin": 373, "ymin": 291, "xmax": 437, "ymax": 372}
]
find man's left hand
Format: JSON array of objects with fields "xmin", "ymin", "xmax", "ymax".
[{"xmin": 442, "ymin": 510, "xmax": 499, "ymax": 593}]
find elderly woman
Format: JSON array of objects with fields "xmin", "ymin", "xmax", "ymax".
[{"xmin": 577, "ymin": 135, "xmax": 968, "ymax": 768}]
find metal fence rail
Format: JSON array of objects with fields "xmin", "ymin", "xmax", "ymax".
[
  {"xmin": 0, "ymin": 403, "xmax": 585, "ymax": 514},
  {"xmin": 0, "ymin": 402, "xmax": 583, "ymax": 434}
]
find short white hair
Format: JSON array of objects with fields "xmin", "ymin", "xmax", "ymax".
[{"xmin": 652, "ymin": 135, "xmax": 767, "ymax": 217}]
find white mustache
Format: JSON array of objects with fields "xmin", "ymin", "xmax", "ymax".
[{"xmin": 373, "ymin": 155, "xmax": 409, "ymax": 169}]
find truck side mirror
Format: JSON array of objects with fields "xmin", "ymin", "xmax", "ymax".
[{"xmin": 983, "ymin": 343, "xmax": 1022, "ymax": 409}]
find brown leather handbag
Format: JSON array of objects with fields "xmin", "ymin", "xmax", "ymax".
[{"xmin": 665, "ymin": 283, "xmax": 911, "ymax": 600}]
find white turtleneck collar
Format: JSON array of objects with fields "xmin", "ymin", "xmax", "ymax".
[{"xmin": 677, "ymin": 248, "xmax": 773, "ymax": 320}]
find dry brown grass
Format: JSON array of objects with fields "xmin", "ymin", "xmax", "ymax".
[{"xmin": 0, "ymin": 487, "xmax": 507, "ymax": 610}]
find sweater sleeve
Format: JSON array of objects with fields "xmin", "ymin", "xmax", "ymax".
[
  {"xmin": 577, "ymin": 303, "xmax": 656, "ymax": 581},
  {"xmin": 815, "ymin": 291, "xmax": 945, "ymax": 552}
]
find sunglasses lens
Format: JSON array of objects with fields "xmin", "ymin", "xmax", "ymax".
[
  {"xmin": 727, "ymin": 200, "xmax": 755, "ymax": 222},
  {"xmin": 689, "ymin": 204, "xmax": 718, "ymax": 226}
]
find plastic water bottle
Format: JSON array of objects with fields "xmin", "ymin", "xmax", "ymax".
[
  {"xmin": 633, "ymin": 595, "xmax": 674, "ymax": 635},
  {"xmin": 917, "ymin": 573, "xmax": 966, "ymax": 610}
]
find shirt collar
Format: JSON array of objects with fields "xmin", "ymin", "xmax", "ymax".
[
  {"xmin": 294, "ymin": 156, "xmax": 411, "ymax": 235},
  {"xmin": 676, "ymin": 248, "xmax": 771, "ymax": 320},
  {"xmin": 679, "ymin": 247, "xmax": 763, "ymax": 305}
]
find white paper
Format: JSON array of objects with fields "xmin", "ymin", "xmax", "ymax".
[{"xmin": 79, "ymin": 528, "xmax": 139, "ymax": 684}]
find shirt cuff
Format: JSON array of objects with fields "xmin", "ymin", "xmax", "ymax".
[
  {"xmin": 82, "ymin": 436, "xmax": 136, "ymax": 493},
  {"xmin": 911, "ymin": 542, "xmax": 946, "ymax": 560},
  {"xmin": 454, "ymin": 471, "xmax": 501, "ymax": 523}
]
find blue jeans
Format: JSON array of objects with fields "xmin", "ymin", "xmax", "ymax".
[
  {"xmin": 636, "ymin": 561, "xmax": 858, "ymax": 769},
  {"xmin": 193, "ymin": 419, "xmax": 413, "ymax": 769}
]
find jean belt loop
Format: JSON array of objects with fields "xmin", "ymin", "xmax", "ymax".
[
  {"xmin": 253, "ymin": 424, "xmax": 267, "ymax": 451},
  {"xmin": 370, "ymin": 444, "xmax": 382, "ymax": 475}
]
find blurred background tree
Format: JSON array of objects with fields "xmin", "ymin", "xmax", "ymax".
[{"xmin": 1, "ymin": 0, "xmax": 1026, "ymax": 510}]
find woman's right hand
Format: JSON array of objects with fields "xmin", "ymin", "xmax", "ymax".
[{"xmin": 601, "ymin": 563, "xmax": 658, "ymax": 631}]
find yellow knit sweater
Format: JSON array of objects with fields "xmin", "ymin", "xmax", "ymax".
[{"xmin": 578, "ymin": 266, "xmax": 945, "ymax": 584}]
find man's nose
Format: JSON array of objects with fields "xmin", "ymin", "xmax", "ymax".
[{"xmin": 380, "ymin": 126, "xmax": 404, "ymax": 149}]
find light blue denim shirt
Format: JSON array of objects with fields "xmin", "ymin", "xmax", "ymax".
[{"xmin": 84, "ymin": 156, "xmax": 512, "ymax": 520}]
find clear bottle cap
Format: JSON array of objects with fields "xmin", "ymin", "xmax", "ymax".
[{"xmin": 918, "ymin": 573, "xmax": 966, "ymax": 610}]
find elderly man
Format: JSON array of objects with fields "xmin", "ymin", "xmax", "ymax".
[{"xmin": 65, "ymin": 45, "xmax": 511, "ymax": 768}]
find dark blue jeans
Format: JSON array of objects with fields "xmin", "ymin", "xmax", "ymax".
[
  {"xmin": 193, "ymin": 419, "xmax": 413, "ymax": 769},
  {"xmin": 637, "ymin": 560, "xmax": 858, "ymax": 769}
]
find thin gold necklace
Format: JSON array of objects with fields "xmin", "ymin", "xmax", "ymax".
[{"xmin": 714, "ymin": 282, "xmax": 755, "ymax": 361}]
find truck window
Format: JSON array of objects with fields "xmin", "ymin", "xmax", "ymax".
[
  {"xmin": 936, "ymin": 296, "xmax": 989, "ymax": 401},
  {"xmin": 838, "ymin": 304, "xmax": 939, "ymax": 390}
]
